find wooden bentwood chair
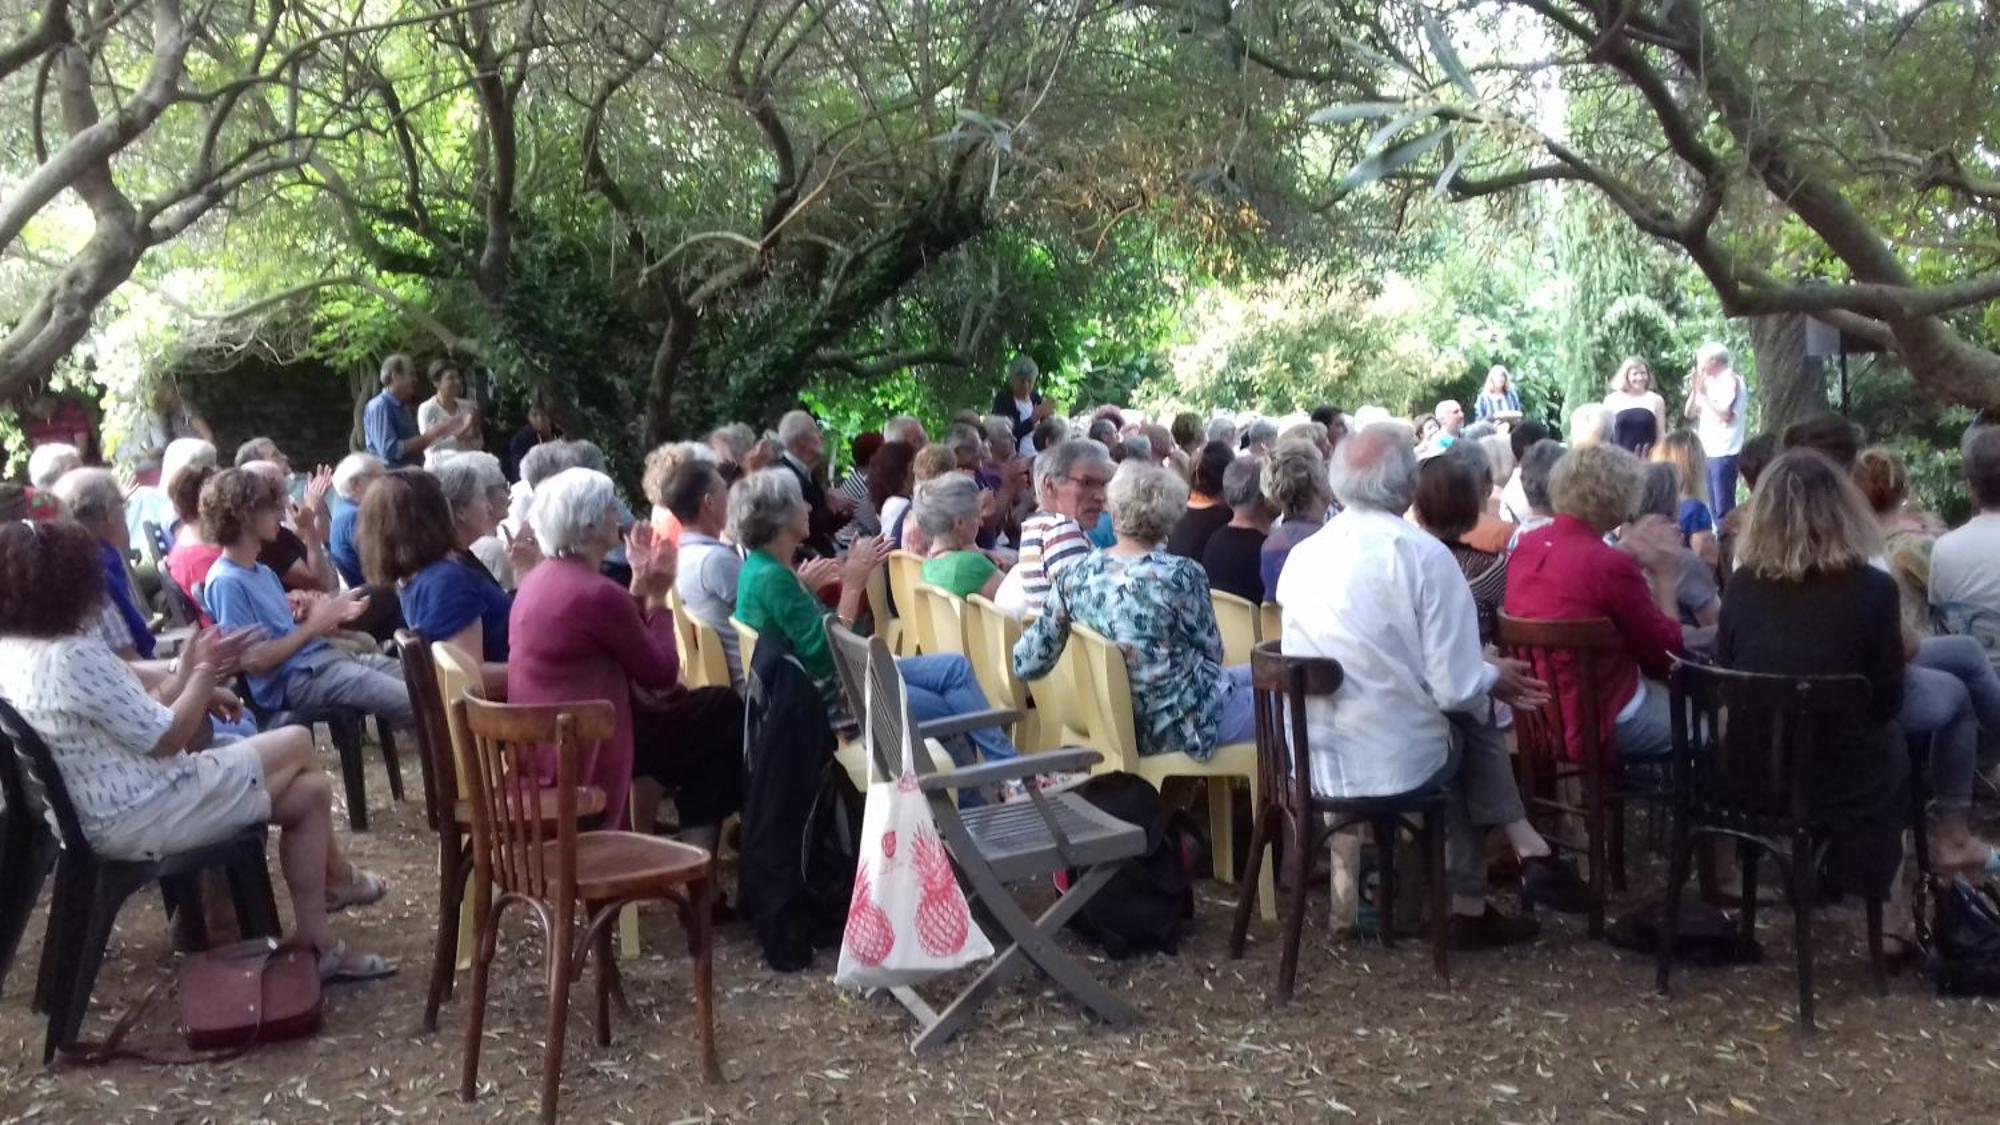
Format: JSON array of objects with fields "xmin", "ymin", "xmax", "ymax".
[
  {"xmin": 1496, "ymin": 613, "xmax": 1673, "ymax": 938},
  {"xmin": 1229, "ymin": 642, "xmax": 1448, "ymax": 1001},
  {"xmin": 453, "ymin": 697, "xmax": 720, "ymax": 1122}
]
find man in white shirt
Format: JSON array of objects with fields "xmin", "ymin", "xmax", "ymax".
[
  {"xmin": 659, "ymin": 455, "xmax": 748, "ymax": 691},
  {"xmin": 1932, "ymin": 426, "xmax": 2000, "ymax": 640},
  {"xmin": 1277, "ymin": 425, "xmax": 1594, "ymax": 948},
  {"xmin": 1682, "ymin": 342, "xmax": 1748, "ymax": 518}
]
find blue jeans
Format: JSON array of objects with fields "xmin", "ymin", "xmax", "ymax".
[
  {"xmin": 1706, "ymin": 454, "xmax": 1740, "ymax": 520},
  {"xmin": 1215, "ymin": 665, "xmax": 1256, "ymax": 747},
  {"xmin": 1613, "ymin": 678, "xmax": 1674, "ymax": 760},
  {"xmin": 1903, "ymin": 634, "xmax": 2000, "ymax": 813},
  {"xmin": 896, "ymin": 654, "xmax": 1017, "ymax": 768}
]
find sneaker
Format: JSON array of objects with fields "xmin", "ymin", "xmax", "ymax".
[
  {"xmin": 1519, "ymin": 855, "xmax": 1600, "ymax": 915},
  {"xmin": 1448, "ymin": 904, "xmax": 1541, "ymax": 950}
]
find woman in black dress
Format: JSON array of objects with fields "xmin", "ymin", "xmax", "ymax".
[{"xmin": 1716, "ymin": 449, "xmax": 1915, "ymax": 955}]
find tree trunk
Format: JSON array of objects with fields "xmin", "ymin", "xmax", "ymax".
[{"xmin": 1748, "ymin": 313, "xmax": 1822, "ymax": 436}]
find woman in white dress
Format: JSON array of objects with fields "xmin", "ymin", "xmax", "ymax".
[
  {"xmin": 417, "ymin": 360, "xmax": 480, "ymax": 467},
  {"xmin": 1603, "ymin": 356, "xmax": 1667, "ymax": 457}
]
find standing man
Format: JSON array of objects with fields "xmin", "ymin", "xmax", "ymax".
[
  {"xmin": 363, "ymin": 354, "xmax": 470, "ymax": 470},
  {"xmin": 991, "ymin": 355, "xmax": 1053, "ymax": 453},
  {"xmin": 777, "ymin": 409, "xmax": 853, "ymax": 557},
  {"xmin": 1683, "ymin": 342, "xmax": 1748, "ymax": 518}
]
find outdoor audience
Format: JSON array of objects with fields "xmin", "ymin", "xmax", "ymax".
[
  {"xmin": 1010, "ymin": 439, "xmax": 1111, "ymax": 619},
  {"xmin": 1201, "ymin": 458, "xmax": 1272, "ymax": 604},
  {"xmin": 1165, "ymin": 441, "xmax": 1235, "ymax": 561},
  {"xmin": 916, "ymin": 473, "xmax": 1005, "ymax": 600}
]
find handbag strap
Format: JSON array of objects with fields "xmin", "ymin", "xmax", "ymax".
[
  {"xmin": 861, "ymin": 667, "xmax": 919, "ymax": 781},
  {"xmin": 62, "ymin": 948, "xmax": 278, "ymax": 1068}
]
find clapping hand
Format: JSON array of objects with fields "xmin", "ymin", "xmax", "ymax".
[
  {"xmin": 304, "ymin": 589, "xmax": 369, "ymax": 636},
  {"xmin": 502, "ymin": 521, "xmax": 543, "ymax": 578},
  {"xmin": 827, "ymin": 492, "xmax": 857, "ymax": 517},
  {"xmin": 799, "ymin": 557, "xmax": 842, "ymax": 593},
  {"xmin": 839, "ymin": 535, "xmax": 890, "ymax": 590},
  {"xmin": 185, "ymin": 625, "xmax": 258, "ymax": 679},
  {"xmin": 626, "ymin": 521, "xmax": 677, "ymax": 599}
]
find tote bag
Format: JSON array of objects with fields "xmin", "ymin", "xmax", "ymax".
[{"xmin": 834, "ymin": 677, "xmax": 993, "ymax": 988}]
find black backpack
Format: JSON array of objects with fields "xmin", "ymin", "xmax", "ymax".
[
  {"xmin": 1930, "ymin": 877, "xmax": 2000, "ymax": 996},
  {"xmin": 1064, "ymin": 772, "xmax": 1196, "ymax": 958}
]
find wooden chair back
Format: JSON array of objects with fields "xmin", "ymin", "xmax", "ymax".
[
  {"xmin": 1248, "ymin": 640, "xmax": 1345, "ymax": 818},
  {"xmin": 887, "ymin": 551, "xmax": 931, "ymax": 653},
  {"xmin": 1212, "ymin": 590, "xmax": 1258, "ymax": 667},
  {"xmin": 156, "ymin": 562, "xmax": 204, "ymax": 628},
  {"xmin": 731, "ymin": 617, "xmax": 761, "ymax": 673},
  {"xmin": 452, "ymin": 697, "xmax": 617, "ymax": 903},
  {"xmin": 394, "ymin": 629, "xmax": 455, "ymax": 831},
  {"xmin": 1669, "ymin": 662, "xmax": 1872, "ymax": 834},
  {"xmin": 1495, "ymin": 614, "xmax": 1622, "ymax": 779},
  {"xmin": 827, "ymin": 619, "xmax": 921, "ymax": 782},
  {"xmin": 1259, "ymin": 601, "xmax": 1281, "ymax": 646},
  {"xmin": 1072, "ymin": 623, "xmax": 1142, "ymax": 769},
  {"xmin": 915, "ymin": 582, "xmax": 968, "ymax": 657}
]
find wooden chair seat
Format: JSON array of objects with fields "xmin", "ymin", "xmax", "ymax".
[
  {"xmin": 453, "ymin": 786, "xmax": 607, "ymax": 829},
  {"xmin": 958, "ymin": 796, "xmax": 1144, "ymax": 883},
  {"xmin": 556, "ymin": 832, "xmax": 713, "ymax": 902}
]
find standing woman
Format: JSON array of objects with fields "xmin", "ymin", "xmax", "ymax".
[
  {"xmin": 1603, "ymin": 357, "xmax": 1667, "ymax": 456},
  {"xmin": 1474, "ymin": 365, "xmax": 1521, "ymax": 423},
  {"xmin": 417, "ymin": 360, "xmax": 480, "ymax": 468},
  {"xmin": 1652, "ymin": 431, "xmax": 1718, "ymax": 569}
]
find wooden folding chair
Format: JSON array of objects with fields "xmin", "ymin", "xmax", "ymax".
[
  {"xmin": 454, "ymin": 697, "xmax": 720, "ymax": 1122},
  {"xmin": 827, "ymin": 622, "xmax": 1146, "ymax": 1055},
  {"xmin": 887, "ymin": 551, "xmax": 932, "ymax": 654},
  {"xmin": 1073, "ymin": 623, "xmax": 1275, "ymax": 921},
  {"xmin": 822, "ymin": 618, "xmax": 962, "ymax": 793},
  {"xmin": 1212, "ymin": 590, "xmax": 1259, "ymax": 667}
]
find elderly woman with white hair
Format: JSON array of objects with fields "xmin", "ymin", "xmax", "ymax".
[
  {"xmin": 1014, "ymin": 460, "xmax": 1255, "ymax": 761},
  {"xmin": 916, "ymin": 473, "xmax": 1006, "ymax": 600},
  {"xmin": 506, "ymin": 467, "xmax": 742, "ymax": 842},
  {"xmin": 731, "ymin": 468, "xmax": 1017, "ymax": 772}
]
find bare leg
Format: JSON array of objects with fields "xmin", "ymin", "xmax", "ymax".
[
  {"xmin": 252, "ymin": 728, "xmax": 356, "ymax": 885},
  {"xmin": 249, "ymin": 728, "xmax": 336, "ymax": 950}
]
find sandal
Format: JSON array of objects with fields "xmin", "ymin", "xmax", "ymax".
[
  {"xmin": 326, "ymin": 867, "xmax": 388, "ymax": 913},
  {"xmin": 317, "ymin": 940, "xmax": 396, "ymax": 985}
]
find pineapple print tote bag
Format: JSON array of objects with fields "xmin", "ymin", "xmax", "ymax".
[{"xmin": 834, "ymin": 679, "xmax": 994, "ymax": 988}]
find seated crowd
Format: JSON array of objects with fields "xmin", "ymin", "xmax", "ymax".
[{"xmin": 11, "ymin": 343, "xmax": 2000, "ymax": 1007}]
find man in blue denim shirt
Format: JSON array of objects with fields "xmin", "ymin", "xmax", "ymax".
[{"xmin": 363, "ymin": 354, "xmax": 470, "ymax": 469}]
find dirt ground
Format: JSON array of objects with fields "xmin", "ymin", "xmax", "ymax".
[{"xmin": 3, "ymin": 753, "xmax": 1998, "ymax": 1125}]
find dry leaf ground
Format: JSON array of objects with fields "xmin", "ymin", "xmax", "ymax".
[{"xmin": 2, "ymin": 753, "xmax": 1996, "ymax": 1123}]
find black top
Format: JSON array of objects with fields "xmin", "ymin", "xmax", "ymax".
[
  {"xmin": 1201, "ymin": 525, "xmax": 1268, "ymax": 604},
  {"xmin": 990, "ymin": 387, "xmax": 1043, "ymax": 443},
  {"xmin": 1611, "ymin": 407, "xmax": 1658, "ymax": 456},
  {"xmin": 506, "ymin": 424, "xmax": 544, "ymax": 482},
  {"xmin": 258, "ymin": 526, "xmax": 310, "ymax": 587},
  {"xmin": 1166, "ymin": 503, "xmax": 1232, "ymax": 563},
  {"xmin": 1715, "ymin": 565, "xmax": 1907, "ymax": 894}
]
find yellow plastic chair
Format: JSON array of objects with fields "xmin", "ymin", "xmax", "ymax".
[
  {"xmin": 689, "ymin": 616, "xmax": 733, "ymax": 689},
  {"xmin": 1071, "ymin": 623, "xmax": 1275, "ymax": 921},
  {"xmin": 1212, "ymin": 590, "xmax": 1259, "ymax": 667},
  {"xmin": 664, "ymin": 589, "xmax": 708, "ymax": 689},
  {"xmin": 731, "ymin": 617, "xmax": 760, "ymax": 673},
  {"xmin": 963, "ymin": 594, "xmax": 1041, "ymax": 751},
  {"xmin": 1021, "ymin": 634, "xmax": 1100, "ymax": 753},
  {"xmin": 887, "ymin": 551, "xmax": 931, "ymax": 654},
  {"xmin": 914, "ymin": 582, "xmax": 968, "ymax": 658},
  {"xmin": 866, "ymin": 565, "xmax": 906, "ymax": 657},
  {"xmin": 1259, "ymin": 601, "xmax": 1282, "ymax": 646}
]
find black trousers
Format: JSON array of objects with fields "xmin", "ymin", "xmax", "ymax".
[{"xmin": 631, "ymin": 686, "xmax": 746, "ymax": 828}]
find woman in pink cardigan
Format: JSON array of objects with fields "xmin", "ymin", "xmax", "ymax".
[{"xmin": 507, "ymin": 468, "xmax": 741, "ymax": 844}]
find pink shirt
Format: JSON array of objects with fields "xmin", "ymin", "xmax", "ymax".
[{"xmin": 506, "ymin": 558, "xmax": 681, "ymax": 827}]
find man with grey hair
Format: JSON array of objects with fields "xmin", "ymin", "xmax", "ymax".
[
  {"xmin": 1011, "ymin": 439, "xmax": 1112, "ymax": 617},
  {"xmin": 1240, "ymin": 418, "xmax": 1279, "ymax": 458},
  {"xmin": 777, "ymin": 408, "xmax": 851, "ymax": 557},
  {"xmin": 1434, "ymin": 399, "xmax": 1466, "ymax": 440},
  {"xmin": 1931, "ymin": 426, "xmax": 2000, "ymax": 639},
  {"xmin": 1278, "ymin": 424, "xmax": 1592, "ymax": 949},
  {"xmin": 1205, "ymin": 415, "xmax": 1237, "ymax": 449},
  {"xmin": 328, "ymin": 452, "xmax": 384, "ymax": 587},
  {"xmin": 1682, "ymin": 341, "xmax": 1747, "ymax": 517},
  {"xmin": 990, "ymin": 354, "xmax": 1051, "ymax": 450},
  {"xmin": 28, "ymin": 442, "xmax": 82, "ymax": 490},
  {"xmin": 234, "ymin": 436, "xmax": 289, "ymax": 472},
  {"xmin": 363, "ymin": 352, "xmax": 471, "ymax": 469}
]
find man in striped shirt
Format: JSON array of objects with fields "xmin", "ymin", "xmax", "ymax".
[{"xmin": 1014, "ymin": 439, "xmax": 1113, "ymax": 617}]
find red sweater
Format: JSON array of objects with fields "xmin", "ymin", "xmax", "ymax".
[{"xmin": 1503, "ymin": 515, "xmax": 1684, "ymax": 762}]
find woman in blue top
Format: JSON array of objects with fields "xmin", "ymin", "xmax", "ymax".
[
  {"xmin": 1653, "ymin": 431, "xmax": 1719, "ymax": 569},
  {"xmin": 360, "ymin": 461, "xmax": 537, "ymax": 697}
]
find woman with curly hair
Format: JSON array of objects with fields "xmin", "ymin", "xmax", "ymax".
[{"xmin": 0, "ymin": 520, "xmax": 391, "ymax": 981}]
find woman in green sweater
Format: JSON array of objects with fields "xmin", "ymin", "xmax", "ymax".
[{"xmin": 915, "ymin": 473, "xmax": 1006, "ymax": 600}]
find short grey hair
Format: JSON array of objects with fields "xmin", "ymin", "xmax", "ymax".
[
  {"xmin": 1007, "ymin": 354, "xmax": 1038, "ymax": 383},
  {"xmin": 160, "ymin": 438, "xmax": 217, "ymax": 496},
  {"xmin": 982, "ymin": 415, "xmax": 1014, "ymax": 448},
  {"xmin": 379, "ymin": 353, "xmax": 411, "ymax": 386},
  {"xmin": 520, "ymin": 439, "xmax": 591, "ymax": 488},
  {"xmin": 914, "ymin": 472, "xmax": 982, "ymax": 540},
  {"xmin": 1280, "ymin": 421, "xmax": 1327, "ymax": 449},
  {"xmin": 778, "ymin": 410, "xmax": 819, "ymax": 450},
  {"xmin": 1121, "ymin": 433, "xmax": 1153, "ymax": 461},
  {"xmin": 727, "ymin": 467, "xmax": 807, "ymax": 552},
  {"xmin": 884, "ymin": 415, "xmax": 926, "ymax": 447},
  {"xmin": 570, "ymin": 440, "xmax": 607, "ymax": 473},
  {"xmin": 1222, "ymin": 457, "xmax": 1267, "ymax": 511},
  {"xmin": 1519, "ymin": 440, "xmax": 1565, "ymax": 514},
  {"xmin": 240, "ymin": 460, "xmax": 288, "ymax": 486},
  {"xmin": 1329, "ymin": 424, "xmax": 1418, "ymax": 513},
  {"xmin": 1242, "ymin": 419, "xmax": 1279, "ymax": 451},
  {"xmin": 1697, "ymin": 342, "xmax": 1732, "ymax": 368},
  {"xmin": 1445, "ymin": 436, "xmax": 1493, "ymax": 490},
  {"xmin": 529, "ymin": 467, "xmax": 620, "ymax": 557},
  {"xmin": 1106, "ymin": 460, "xmax": 1188, "ymax": 545},
  {"xmin": 1460, "ymin": 421, "xmax": 1498, "ymax": 444},
  {"xmin": 945, "ymin": 422, "xmax": 985, "ymax": 462},
  {"xmin": 708, "ymin": 423, "xmax": 756, "ymax": 463},
  {"xmin": 1033, "ymin": 439, "xmax": 1112, "ymax": 499},
  {"xmin": 1205, "ymin": 417, "xmax": 1237, "ymax": 446},
  {"xmin": 1261, "ymin": 439, "xmax": 1330, "ymax": 517},
  {"xmin": 233, "ymin": 437, "xmax": 280, "ymax": 467},
  {"xmin": 51, "ymin": 466, "xmax": 121, "ymax": 527},
  {"xmin": 434, "ymin": 451, "xmax": 507, "ymax": 514},
  {"xmin": 332, "ymin": 452, "xmax": 384, "ymax": 500},
  {"xmin": 1567, "ymin": 403, "xmax": 1614, "ymax": 449},
  {"xmin": 27, "ymin": 443, "xmax": 81, "ymax": 490}
]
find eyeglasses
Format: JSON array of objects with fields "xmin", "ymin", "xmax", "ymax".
[{"xmin": 1058, "ymin": 474, "xmax": 1109, "ymax": 490}]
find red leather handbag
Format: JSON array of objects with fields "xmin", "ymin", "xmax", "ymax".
[{"xmin": 180, "ymin": 939, "xmax": 323, "ymax": 1051}]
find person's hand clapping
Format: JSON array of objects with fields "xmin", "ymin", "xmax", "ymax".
[
  {"xmin": 840, "ymin": 536, "xmax": 890, "ymax": 589},
  {"xmin": 304, "ymin": 589, "xmax": 369, "ymax": 636},
  {"xmin": 1489, "ymin": 656, "xmax": 1551, "ymax": 710},
  {"xmin": 799, "ymin": 557, "xmax": 842, "ymax": 593},
  {"xmin": 626, "ymin": 521, "xmax": 677, "ymax": 600},
  {"xmin": 827, "ymin": 492, "xmax": 857, "ymax": 517},
  {"xmin": 503, "ymin": 521, "xmax": 542, "ymax": 578}
]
